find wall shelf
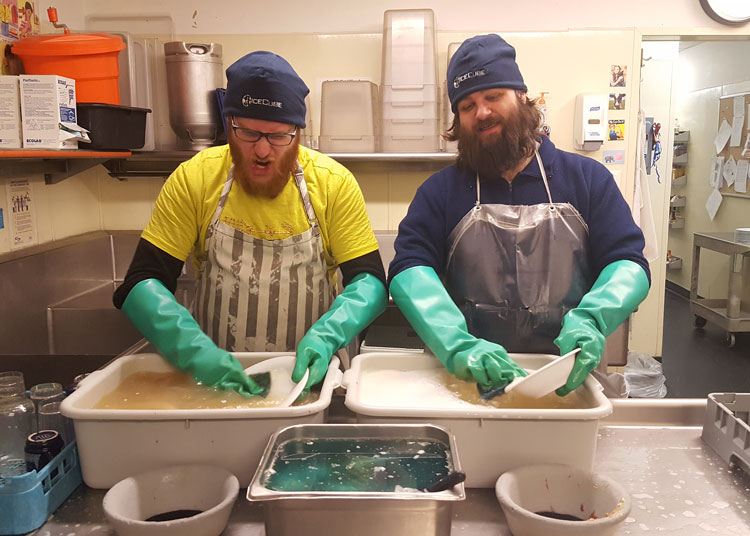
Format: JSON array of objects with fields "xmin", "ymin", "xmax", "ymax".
[
  {"xmin": 101, "ymin": 151, "xmax": 458, "ymax": 179},
  {"xmin": 670, "ymin": 195, "xmax": 686, "ymax": 208},
  {"xmin": 2, "ymin": 149, "xmax": 458, "ymax": 183},
  {"xmin": 671, "ymin": 174, "xmax": 687, "ymax": 188},
  {"xmin": 0, "ymin": 149, "xmax": 132, "ymax": 184}
]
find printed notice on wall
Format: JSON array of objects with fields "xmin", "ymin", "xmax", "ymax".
[{"xmin": 5, "ymin": 179, "xmax": 37, "ymax": 249}]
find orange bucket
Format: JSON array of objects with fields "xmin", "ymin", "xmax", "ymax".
[{"xmin": 12, "ymin": 33, "xmax": 125, "ymax": 104}]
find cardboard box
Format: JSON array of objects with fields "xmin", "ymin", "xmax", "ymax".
[
  {"xmin": 0, "ymin": 75, "xmax": 22, "ymax": 149},
  {"xmin": 20, "ymin": 75, "xmax": 88, "ymax": 149}
]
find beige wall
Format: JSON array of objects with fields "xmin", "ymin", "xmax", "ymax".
[
  {"xmin": 668, "ymin": 41, "xmax": 750, "ymax": 302},
  {"xmin": 39, "ymin": 0, "xmax": 750, "ymax": 36}
]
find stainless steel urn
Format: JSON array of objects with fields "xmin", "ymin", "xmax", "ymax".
[{"xmin": 164, "ymin": 42, "xmax": 224, "ymax": 150}]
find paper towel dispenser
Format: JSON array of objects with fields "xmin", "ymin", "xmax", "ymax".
[{"xmin": 574, "ymin": 94, "xmax": 607, "ymax": 151}]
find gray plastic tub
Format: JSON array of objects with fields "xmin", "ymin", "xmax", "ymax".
[
  {"xmin": 247, "ymin": 424, "xmax": 465, "ymax": 536},
  {"xmin": 702, "ymin": 392, "xmax": 750, "ymax": 475}
]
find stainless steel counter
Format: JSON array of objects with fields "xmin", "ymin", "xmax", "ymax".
[{"xmin": 28, "ymin": 405, "xmax": 750, "ymax": 536}]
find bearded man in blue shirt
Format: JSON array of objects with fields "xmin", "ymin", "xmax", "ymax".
[{"xmin": 389, "ymin": 34, "xmax": 651, "ymax": 397}]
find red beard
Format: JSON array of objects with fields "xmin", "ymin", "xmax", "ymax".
[{"xmin": 230, "ymin": 138, "xmax": 300, "ymax": 198}]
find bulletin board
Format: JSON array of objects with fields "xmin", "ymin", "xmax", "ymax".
[{"xmin": 717, "ymin": 94, "xmax": 750, "ymax": 198}]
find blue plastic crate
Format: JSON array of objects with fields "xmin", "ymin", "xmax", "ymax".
[{"xmin": 0, "ymin": 440, "xmax": 83, "ymax": 535}]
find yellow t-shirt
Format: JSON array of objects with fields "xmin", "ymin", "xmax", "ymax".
[{"xmin": 141, "ymin": 145, "xmax": 378, "ymax": 284}]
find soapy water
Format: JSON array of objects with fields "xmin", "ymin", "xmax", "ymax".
[
  {"xmin": 264, "ymin": 438, "xmax": 451, "ymax": 492},
  {"xmin": 93, "ymin": 370, "xmax": 318, "ymax": 409},
  {"xmin": 359, "ymin": 368, "xmax": 593, "ymax": 410}
]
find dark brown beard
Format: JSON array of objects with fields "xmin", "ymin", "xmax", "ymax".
[
  {"xmin": 230, "ymin": 137, "xmax": 300, "ymax": 198},
  {"xmin": 455, "ymin": 98, "xmax": 541, "ymax": 179}
]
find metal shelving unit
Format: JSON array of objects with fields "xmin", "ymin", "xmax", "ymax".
[
  {"xmin": 669, "ymin": 130, "xmax": 689, "ymax": 238},
  {"xmin": 690, "ymin": 232, "xmax": 750, "ymax": 347}
]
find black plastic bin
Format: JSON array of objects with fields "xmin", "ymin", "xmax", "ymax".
[{"xmin": 76, "ymin": 103, "xmax": 151, "ymax": 150}]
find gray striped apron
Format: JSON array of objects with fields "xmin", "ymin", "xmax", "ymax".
[{"xmin": 193, "ymin": 164, "xmax": 335, "ymax": 352}]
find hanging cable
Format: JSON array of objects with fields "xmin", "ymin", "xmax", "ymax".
[{"xmin": 651, "ymin": 122, "xmax": 662, "ymax": 183}]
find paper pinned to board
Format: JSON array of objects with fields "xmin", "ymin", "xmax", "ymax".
[
  {"xmin": 715, "ymin": 119, "xmax": 732, "ymax": 154},
  {"xmin": 723, "ymin": 155, "xmax": 737, "ymax": 186},
  {"xmin": 710, "ymin": 156, "xmax": 724, "ymax": 188},
  {"xmin": 735, "ymin": 159, "xmax": 748, "ymax": 193},
  {"xmin": 734, "ymin": 96, "xmax": 746, "ymax": 117},
  {"xmin": 731, "ymin": 96, "xmax": 745, "ymax": 146},
  {"xmin": 705, "ymin": 188, "xmax": 723, "ymax": 221},
  {"xmin": 731, "ymin": 117, "xmax": 744, "ymax": 147}
]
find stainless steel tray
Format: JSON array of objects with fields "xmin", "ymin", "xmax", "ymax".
[{"xmin": 247, "ymin": 423, "xmax": 465, "ymax": 536}]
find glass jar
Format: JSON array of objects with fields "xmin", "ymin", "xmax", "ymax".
[
  {"xmin": 29, "ymin": 382, "xmax": 64, "ymax": 430},
  {"xmin": 0, "ymin": 371, "xmax": 35, "ymax": 475}
]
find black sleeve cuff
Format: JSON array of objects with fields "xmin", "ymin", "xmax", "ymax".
[
  {"xmin": 113, "ymin": 238, "xmax": 185, "ymax": 309},
  {"xmin": 339, "ymin": 250, "xmax": 387, "ymax": 289}
]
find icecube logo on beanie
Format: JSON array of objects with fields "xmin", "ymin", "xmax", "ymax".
[
  {"xmin": 241, "ymin": 95, "xmax": 282, "ymax": 109},
  {"xmin": 223, "ymin": 51, "xmax": 309, "ymax": 127},
  {"xmin": 453, "ymin": 68, "xmax": 487, "ymax": 89},
  {"xmin": 447, "ymin": 34, "xmax": 527, "ymax": 113}
]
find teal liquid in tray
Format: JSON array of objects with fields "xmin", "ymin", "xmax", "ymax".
[{"xmin": 265, "ymin": 438, "xmax": 451, "ymax": 492}]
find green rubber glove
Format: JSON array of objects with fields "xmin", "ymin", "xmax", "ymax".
[
  {"xmin": 554, "ymin": 260, "xmax": 650, "ymax": 396},
  {"xmin": 292, "ymin": 272, "xmax": 387, "ymax": 387},
  {"xmin": 121, "ymin": 278, "xmax": 266, "ymax": 397},
  {"xmin": 389, "ymin": 266, "xmax": 527, "ymax": 391}
]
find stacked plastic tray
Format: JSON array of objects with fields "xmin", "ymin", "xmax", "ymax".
[
  {"xmin": 380, "ymin": 9, "xmax": 439, "ymax": 152},
  {"xmin": 319, "ymin": 80, "xmax": 380, "ymax": 153},
  {"xmin": 0, "ymin": 440, "xmax": 83, "ymax": 535},
  {"xmin": 702, "ymin": 393, "xmax": 750, "ymax": 475},
  {"xmin": 300, "ymin": 95, "xmax": 315, "ymax": 149},
  {"xmin": 442, "ymin": 42, "xmax": 462, "ymax": 153}
]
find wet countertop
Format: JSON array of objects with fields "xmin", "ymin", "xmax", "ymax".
[{"xmin": 28, "ymin": 408, "xmax": 750, "ymax": 535}]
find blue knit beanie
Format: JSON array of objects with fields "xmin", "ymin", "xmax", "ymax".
[
  {"xmin": 223, "ymin": 51, "xmax": 309, "ymax": 128},
  {"xmin": 447, "ymin": 34, "xmax": 527, "ymax": 113}
]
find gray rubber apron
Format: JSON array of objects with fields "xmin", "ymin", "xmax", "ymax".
[
  {"xmin": 193, "ymin": 164, "xmax": 335, "ymax": 352},
  {"xmin": 445, "ymin": 152, "xmax": 592, "ymax": 353}
]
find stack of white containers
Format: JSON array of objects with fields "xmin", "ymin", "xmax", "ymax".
[
  {"xmin": 442, "ymin": 42, "xmax": 462, "ymax": 154},
  {"xmin": 319, "ymin": 80, "xmax": 379, "ymax": 152},
  {"xmin": 300, "ymin": 95, "xmax": 315, "ymax": 149},
  {"xmin": 380, "ymin": 9, "xmax": 439, "ymax": 153}
]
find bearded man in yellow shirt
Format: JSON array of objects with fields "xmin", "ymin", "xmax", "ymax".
[{"xmin": 114, "ymin": 51, "xmax": 387, "ymax": 396}]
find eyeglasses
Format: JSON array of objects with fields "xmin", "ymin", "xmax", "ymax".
[{"xmin": 230, "ymin": 119, "xmax": 297, "ymax": 146}]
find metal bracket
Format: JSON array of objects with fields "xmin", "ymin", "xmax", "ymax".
[{"xmin": 43, "ymin": 158, "xmax": 111, "ymax": 185}]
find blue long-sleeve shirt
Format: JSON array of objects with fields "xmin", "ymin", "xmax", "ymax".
[{"xmin": 389, "ymin": 136, "xmax": 650, "ymax": 285}]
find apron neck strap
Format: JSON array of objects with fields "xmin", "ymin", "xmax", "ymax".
[
  {"xmin": 215, "ymin": 161, "xmax": 318, "ymax": 227},
  {"xmin": 292, "ymin": 161, "xmax": 318, "ymax": 226},
  {"xmin": 474, "ymin": 150, "xmax": 552, "ymax": 206},
  {"xmin": 535, "ymin": 151, "xmax": 553, "ymax": 204},
  {"xmin": 212, "ymin": 165, "xmax": 237, "ymax": 223}
]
